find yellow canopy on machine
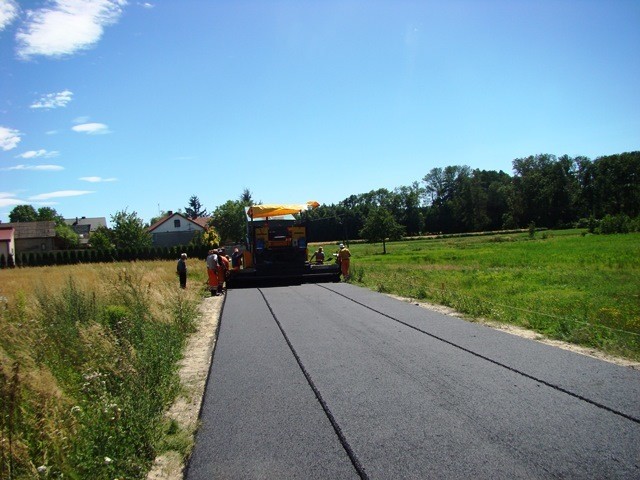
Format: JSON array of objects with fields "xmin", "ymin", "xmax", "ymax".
[{"xmin": 247, "ymin": 201, "xmax": 320, "ymax": 219}]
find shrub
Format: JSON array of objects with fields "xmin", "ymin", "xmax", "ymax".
[{"xmin": 598, "ymin": 214, "xmax": 631, "ymax": 234}]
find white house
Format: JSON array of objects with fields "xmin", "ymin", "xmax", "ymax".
[{"xmin": 147, "ymin": 211, "xmax": 209, "ymax": 247}]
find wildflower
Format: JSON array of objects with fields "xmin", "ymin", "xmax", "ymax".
[
  {"xmin": 104, "ymin": 457, "xmax": 113, "ymax": 465},
  {"xmin": 70, "ymin": 406, "xmax": 82, "ymax": 414},
  {"xmin": 37, "ymin": 465, "xmax": 47, "ymax": 475}
]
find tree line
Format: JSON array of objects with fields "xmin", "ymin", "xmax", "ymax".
[{"xmin": 306, "ymin": 151, "xmax": 640, "ymax": 242}]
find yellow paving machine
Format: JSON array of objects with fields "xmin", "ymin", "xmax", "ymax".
[{"xmin": 227, "ymin": 202, "xmax": 341, "ymax": 287}]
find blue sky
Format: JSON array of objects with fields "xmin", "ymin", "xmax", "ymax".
[{"xmin": 1, "ymin": 0, "xmax": 639, "ymax": 225}]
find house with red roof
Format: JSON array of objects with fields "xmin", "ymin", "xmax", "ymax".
[{"xmin": 147, "ymin": 211, "xmax": 209, "ymax": 247}]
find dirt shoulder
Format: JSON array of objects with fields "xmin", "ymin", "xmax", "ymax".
[{"xmin": 147, "ymin": 295, "xmax": 224, "ymax": 480}]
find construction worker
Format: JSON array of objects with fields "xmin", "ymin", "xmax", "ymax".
[
  {"xmin": 309, "ymin": 246, "xmax": 325, "ymax": 264},
  {"xmin": 206, "ymin": 249, "xmax": 219, "ymax": 296},
  {"xmin": 177, "ymin": 253, "xmax": 188, "ymax": 289},
  {"xmin": 217, "ymin": 248, "xmax": 230, "ymax": 294},
  {"xmin": 231, "ymin": 247, "xmax": 243, "ymax": 271},
  {"xmin": 337, "ymin": 243, "xmax": 351, "ymax": 280}
]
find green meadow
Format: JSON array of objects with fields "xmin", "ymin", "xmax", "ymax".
[{"xmin": 328, "ymin": 230, "xmax": 640, "ymax": 360}]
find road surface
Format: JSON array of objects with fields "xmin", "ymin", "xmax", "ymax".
[{"xmin": 186, "ymin": 283, "xmax": 640, "ymax": 479}]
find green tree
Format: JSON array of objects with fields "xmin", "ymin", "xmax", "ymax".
[
  {"xmin": 89, "ymin": 226, "xmax": 114, "ymax": 249},
  {"xmin": 55, "ymin": 223, "xmax": 80, "ymax": 249},
  {"xmin": 359, "ymin": 207, "xmax": 405, "ymax": 254},
  {"xmin": 239, "ymin": 188, "xmax": 254, "ymax": 205},
  {"xmin": 185, "ymin": 195, "xmax": 208, "ymax": 219},
  {"xmin": 190, "ymin": 227, "xmax": 221, "ymax": 248},
  {"xmin": 509, "ymin": 154, "xmax": 578, "ymax": 228},
  {"xmin": 110, "ymin": 209, "xmax": 152, "ymax": 249},
  {"xmin": 394, "ymin": 183, "xmax": 424, "ymax": 236},
  {"xmin": 9, "ymin": 204, "xmax": 37, "ymax": 222},
  {"xmin": 591, "ymin": 152, "xmax": 640, "ymax": 218},
  {"xmin": 210, "ymin": 200, "xmax": 246, "ymax": 244},
  {"xmin": 37, "ymin": 207, "xmax": 64, "ymax": 224}
]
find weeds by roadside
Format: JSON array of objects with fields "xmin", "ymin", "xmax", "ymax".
[{"xmin": 0, "ymin": 262, "xmax": 200, "ymax": 479}]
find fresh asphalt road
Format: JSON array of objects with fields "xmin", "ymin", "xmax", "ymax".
[{"xmin": 186, "ymin": 283, "xmax": 640, "ymax": 479}]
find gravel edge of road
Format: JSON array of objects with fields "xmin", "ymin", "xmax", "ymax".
[{"xmin": 387, "ymin": 293, "xmax": 640, "ymax": 370}]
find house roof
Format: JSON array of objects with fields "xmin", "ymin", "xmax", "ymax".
[
  {"xmin": 64, "ymin": 217, "xmax": 107, "ymax": 231},
  {"xmin": 147, "ymin": 212, "xmax": 209, "ymax": 232},
  {"xmin": 4, "ymin": 221, "xmax": 56, "ymax": 239},
  {"xmin": 0, "ymin": 227, "xmax": 15, "ymax": 242},
  {"xmin": 192, "ymin": 216, "xmax": 210, "ymax": 228}
]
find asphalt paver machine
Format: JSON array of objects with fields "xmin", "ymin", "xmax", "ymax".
[{"xmin": 227, "ymin": 202, "xmax": 340, "ymax": 287}]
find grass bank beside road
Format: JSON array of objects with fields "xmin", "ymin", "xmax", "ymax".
[
  {"xmin": 1, "ymin": 262, "xmax": 204, "ymax": 479},
  {"xmin": 338, "ymin": 230, "xmax": 640, "ymax": 361}
]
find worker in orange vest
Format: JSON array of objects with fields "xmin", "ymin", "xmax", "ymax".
[
  {"xmin": 206, "ymin": 249, "xmax": 219, "ymax": 296},
  {"xmin": 337, "ymin": 243, "xmax": 351, "ymax": 280},
  {"xmin": 217, "ymin": 247, "xmax": 230, "ymax": 294}
]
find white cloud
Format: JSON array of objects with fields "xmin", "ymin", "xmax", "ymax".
[
  {"xmin": 0, "ymin": 126, "xmax": 22, "ymax": 151},
  {"xmin": 29, "ymin": 190, "xmax": 94, "ymax": 201},
  {"xmin": 139, "ymin": 2, "xmax": 154, "ymax": 9},
  {"xmin": 30, "ymin": 90, "xmax": 73, "ymax": 109},
  {"xmin": 72, "ymin": 122, "xmax": 109, "ymax": 134},
  {"xmin": 16, "ymin": 0, "xmax": 127, "ymax": 59},
  {"xmin": 0, "ymin": 0, "xmax": 18, "ymax": 32},
  {"xmin": 0, "ymin": 195, "xmax": 25, "ymax": 208},
  {"xmin": 79, "ymin": 176, "xmax": 117, "ymax": 182},
  {"xmin": 16, "ymin": 149, "xmax": 60, "ymax": 159},
  {"xmin": 4, "ymin": 164, "xmax": 64, "ymax": 171}
]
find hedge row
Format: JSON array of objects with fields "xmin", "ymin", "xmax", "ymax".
[{"xmin": 0, "ymin": 244, "xmax": 210, "ymax": 269}]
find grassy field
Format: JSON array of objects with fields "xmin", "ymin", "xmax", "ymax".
[
  {"xmin": 319, "ymin": 230, "xmax": 640, "ymax": 360},
  {"xmin": 0, "ymin": 261, "xmax": 207, "ymax": 479}
]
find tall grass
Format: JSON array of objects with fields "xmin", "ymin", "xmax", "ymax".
[
  {"xmin": 1, "ymin": 261, "xmax": 202, "ymax": 479},
  {"xmin": 339, "ymin": 230, "xmax": 640, "ymax": 360}
]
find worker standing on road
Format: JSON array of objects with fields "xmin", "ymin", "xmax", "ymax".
[
  {"xmin": 206, "ymin": 249, "xmax": 219, "ymax": 296},
  {"xmin": 337, "ymin": 243, "xmax": 351, "ymax": 280},
  {"xmin": 217, "ymin": 248, "xmax": 230, "ymax": 295},
  {"xmin": 309, "ymin": 246, "xmax": 325, "ymax": 264}
]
